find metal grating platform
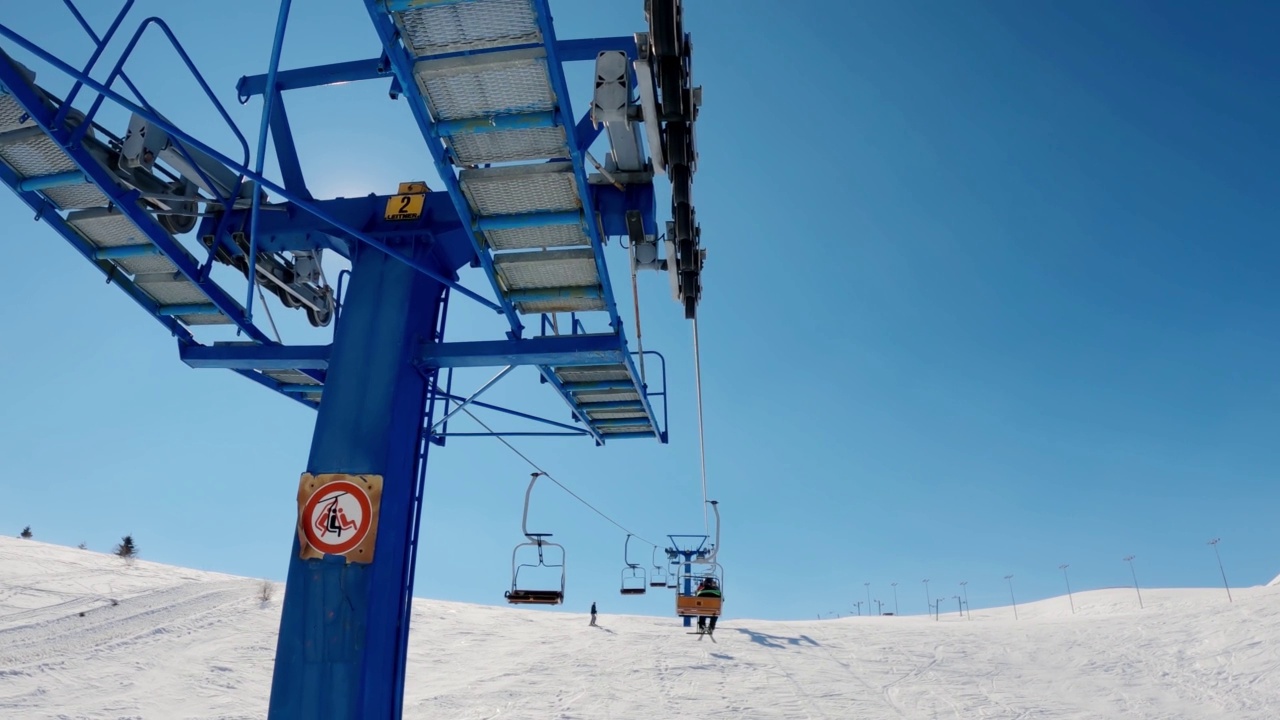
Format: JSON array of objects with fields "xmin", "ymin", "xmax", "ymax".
[
  {"xmin": 0, "ymin": 132, "xmax": 76, "ymax": 176},
  {"xmin": 555, "ymin": 365, "xmax": 630, "ymax": 383},
  {"xmin": 460, "ymin": 162, "xmax": 580, "ymax": 215},
  {"xmin": 392, "ymin": 0, "xmax": 541, "ymax": 57},
  {"xmin": 494, "ymin": 248, "xmax": 599, "ymax": 290},
  {"xmin": 415, "ymin": 49, "xmax": 554, "ymax": 120},
  {"xmin": 67, "ymin": 209, "xmax": 147, "ymax": 247},
  {"xmin": 483, "ymin": 223, "xmax": 589, "ymax": 251},
  {"xmin": 43, "ymin": 182, "xmax": 109, "ymax": 210},
  {"xmin": 574, "ymin": 389, "xmax": 641, "ymax": 404},
  {"xmin": 180, "ymin": 312, "xmax": 233, "ymax": 326},
  {"xmin": 513, "ymin": 295, "xmax": 605, "ymax": 314},
  {"xmin": 0, "ymin": 93, "xmax": 33, "ymax": 133},
  {"xmin": 447, "ymin": 125, "xmax": 568, "ymax": 165},
  {"xmin": 132, "ymin": 271, "xmax": 214, "ymax": 305}
]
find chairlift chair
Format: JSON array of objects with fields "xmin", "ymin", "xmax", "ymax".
[
  {"xmin": 620, "ymin": 534, "xmax": 647, "ymax": 595},
  {"xmin": 674, "ymin": 501, "xmax": 723, "ymax": 618},
  {"xmin": 675, "ymin": 562, "xmax": 724, "ymax": 618},
  {"xmin": 504, "ymin": 473, "xmax": 566, "ymax": 605},
  {"xmin": 650, "ymin": 546, "xmax": 669, "ymax": 588}
]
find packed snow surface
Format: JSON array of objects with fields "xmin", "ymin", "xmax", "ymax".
[{"xmin": 2, "ymin": 537, "xmax": 1279, "ymax": 719}]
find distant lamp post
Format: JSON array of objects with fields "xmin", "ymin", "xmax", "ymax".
[
  {"xmin": 1123, "ymin": 555, "xmax": 1143, "ymax": 609},
  {"xmin": 952, "ymin": 595, "xmax": 962, "ymax": 616},
  {"xmin": 1208, "ymin": 538, "xmax": 1232, "ymax": 602},
  {"xmin": 874, "ymin": 599, "xmax": 884, "ymax": 615},
  {"xmin": 1004, "ymin": 574, "xmax": 1018, "ymax": 620},
  {"xmin": 960, "ymin": 581, "xmax": 971, "ymax": 620},
  {"xmin": 865, "ymin": 581, "xmax": 871, "ymax": 616},
  {"xmin": 891, "ymin": 582, "xmax": 899, "ymax": 615},
  {"xmin": 1059, "ymin": 564, "xmax": 1075, "ymax": 614},
  {"xmin": 853, "ymin": 601, "xmax": 863, "ymax": 616},
  {"xmin": 923, "ymin": 579, "xmax": 931, "ymax": 615}
]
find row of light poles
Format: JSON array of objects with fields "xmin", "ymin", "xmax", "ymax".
[{"xmin": 847, "ymin": 538, "xmax": 1232, "ymax": 620}]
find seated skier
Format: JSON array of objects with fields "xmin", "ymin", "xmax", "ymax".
[{"xmin": 695, "ymin": 577, "xmax": 721, "ymax": 633}]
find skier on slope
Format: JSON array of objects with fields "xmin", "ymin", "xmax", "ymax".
[{"xmin": 695, "ymin": 577, "xmax": 721, "ymax": 634}]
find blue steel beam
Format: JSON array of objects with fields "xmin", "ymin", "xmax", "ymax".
[
  {"xmin": 267, "ymin": 92, "xmax": 311, "ymax": 199},
  {"xmin": 179, "ymin": 343, "xmax": 331, "ymax": 370},
  {"xmin": 430, "ymin": 392, "xmax": 590, "ymax": 436},
  {"xmin": 203, "ymin": 192, "xmax": 467, "ymax": 258},
  {"xmin": 180, "ymin": 333, "xmax": 629, "ymax": 373},
  {"xmin": 556, "ymin": 36, "xmax": 636, "ymax": 62},
  {"xmin": 237, "ymin": 56, "xmax": 389, "ymax": 98},
  {"xmin": 418, "ymin": 333, "xmax": 626, "ymax": 369},
  {"xmin": 270, "ymin": 240, "xmax": 460, "ymax": 718}
]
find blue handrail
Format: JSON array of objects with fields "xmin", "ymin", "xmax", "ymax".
[
  {"xmin": 53, "ymin": 0, "xmax": 134, "ymax": 130},
  {"xmin": 246, "ymin": 0, "xmax": 293, "ymax": 326},
  {"xmin": 68, "ymin": 15, "xmax": 253, "ymax": 295}
]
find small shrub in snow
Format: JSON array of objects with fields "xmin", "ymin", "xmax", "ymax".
[
  {"xmin": 259, "ymin": 580, "xmax": 275, "ymax": 603},
  {"xmin": 19, "ymin": 526, "xmax": 31, "ymax": 539},
  {"xmin": 115, "ymin": 535, "xmax": 137, "ymax": 562},
  {"xmin": 77, "ymin": 541, "xmax": 87, "ymax": 550}
]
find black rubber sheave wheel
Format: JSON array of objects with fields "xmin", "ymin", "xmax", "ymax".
[{"xmin": 648, "ymin": 0, "xmax": 683, "ymax": 58}]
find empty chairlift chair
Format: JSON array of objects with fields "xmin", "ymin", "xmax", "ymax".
[
  {"xmin": 650, "ymin": 546, "xmax": 669, "ymax": 588},
  {"xmin": 620, "ymin": 534, "xmax": 647, "ymax": 595},
  {"xmin": 504, "ymin": 473, "xmax": 565, "ymax": 605}
]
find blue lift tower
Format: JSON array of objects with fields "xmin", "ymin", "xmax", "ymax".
[{"xmin": 0, "ymin": 0, "xmax": 706, "ymax": 717}]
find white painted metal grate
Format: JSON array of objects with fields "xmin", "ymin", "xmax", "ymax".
[
  {"xmin": 574, "ymin": 390, "xmax": 640, "ymax": 404},
  {"xmin": 494, "ymin": 248, "xmax": 598, "ymax": 290},
  {"xmin": 132, "ymin": 272, "xmax": 210, "ymax": 305},
  {"xmin": 586, "ymin": 409, "xmax": 650, "ymax": 420},
  {"xmin": 446, "ymin": 126, "xmax": 568, "ymax": 165},
  {"xmin": 68, "ymin": 211, "xmax": 191, "ymax": 277},
  {"xmin": 599, "ymin": 424, "xmax": 654, "ymax": 434},
  {"xmin": 394, "ymin": 0, "xmax": 541, "ymax": 56},
  {"xmin": 415, "ymin": 50, "xmax": 554, "ymax": 120},
  {"xmin": 555, "ymin": 365, "xmax": 630, "ymax": 384},
  {"xmin": 68, "ymin": 211, "xmax": 144, "ymax": 247},
  {"xmin": 513, "ymin": 296, "xmax": 605, "ymax": 314},
  {"xmin": 484, "ymin": 224, "xmax": 588, "ymax": 251},
  {"xmin": 0, "ymin": 94, "xmax": 34, "ymax": 134},
  {"xmin": 43, "ymin": 183, "xmax": 109, "ymax": 210},
  {"xmin": 460, "ymin": 162, "xmax": 580, "ymax": 215},
  {"xmin": 115, "ymin": 253, "xmax": 179, "ymax": 277},
  {"xmin": 178, "ymin": 312, "xmax": 232, "ymax": 326},
  {"xmin": 0, "ymin": 133, "xmax": 75, "ymax": 177}
]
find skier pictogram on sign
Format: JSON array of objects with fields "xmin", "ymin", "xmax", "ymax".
[{"xmin": 296, "ymin": 473, "xmax": 382, "ymax": 563}]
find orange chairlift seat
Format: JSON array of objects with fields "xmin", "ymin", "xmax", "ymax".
[
  {"xmin": 676, "ymin": 568, "xmax": 723, "ymax": 617},
  {"xmin": 674, "ymin": 500, "xmax": 724, "ymax": 618},
  {"xmin": 504, "ymin": 473, "xmax": 565, "ymax": 606}
]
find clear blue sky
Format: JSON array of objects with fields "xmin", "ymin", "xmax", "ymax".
[{"xmin": 1, "ymin": 0, "xmax": 1277, "ymax": 622}]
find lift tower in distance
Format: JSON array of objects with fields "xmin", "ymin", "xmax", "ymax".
[{"xmin": 0, "ymin": 0, "xmax": 707, "ymax": 717}]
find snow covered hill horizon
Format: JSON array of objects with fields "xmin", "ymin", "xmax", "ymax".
[{"xmin": 3, "ymin": 536, "xmax": 1279, "ymax": 719}]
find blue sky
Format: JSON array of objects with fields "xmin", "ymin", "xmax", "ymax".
[{"xmin": 1, "ymin": 0, "xmax": 1277, "ymax": 622}]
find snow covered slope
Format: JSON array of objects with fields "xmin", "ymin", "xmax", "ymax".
[{"xmin": 2, "ymin": 537, "xmax": 1279, "ymax": 719}]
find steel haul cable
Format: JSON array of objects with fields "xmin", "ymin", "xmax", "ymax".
[
  {"xmin": 457, "ymin": 406, "xmax": 660, "ymax": 549},
  {"xmin": 692, "ymin": 316, "xmax": 710, "ymax": 532}
]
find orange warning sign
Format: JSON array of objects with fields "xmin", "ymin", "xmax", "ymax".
[{"xmin": 296, "ymin": 473, "xmax": 382, "ymax": 563}]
